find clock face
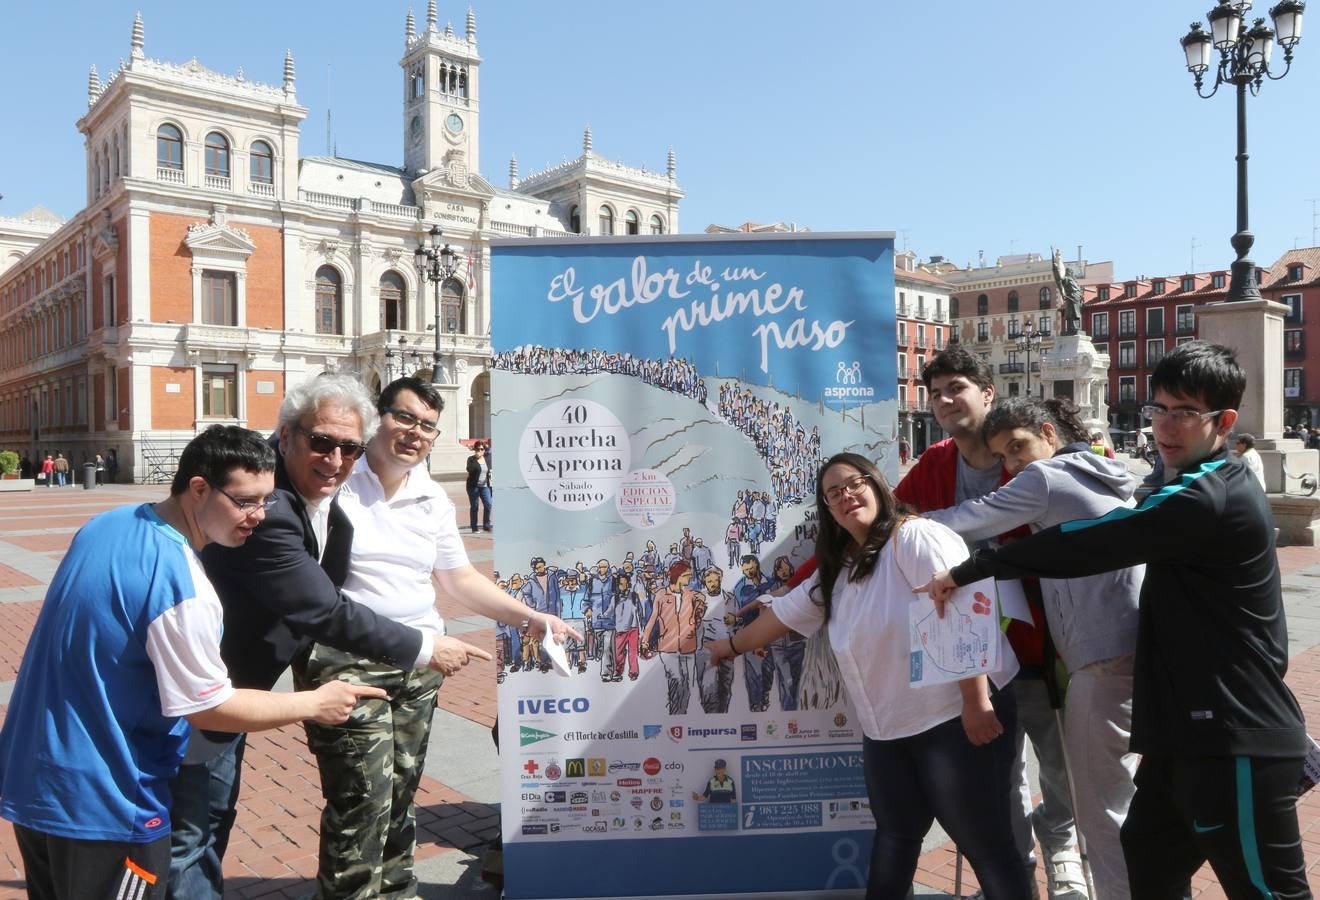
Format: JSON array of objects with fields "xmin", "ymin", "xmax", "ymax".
[
  {"xmin": 410, "ymin": 115, "xmax": 422, "ymax": 140},
  {"xmin": 445, "ymin": 113, "xmax": 464, "ymax": 135}
]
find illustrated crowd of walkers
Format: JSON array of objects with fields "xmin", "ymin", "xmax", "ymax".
[
  {"xmin": 491, "ymin": 532, "xmax": 827, "ymax": 717},
  {"xmin": 0, "ymin": 339, "xmax": 1312, "ymax": 900},
  {"xmin": 492, "ymin": 345, "xmax": 707, "ymax": 404}
]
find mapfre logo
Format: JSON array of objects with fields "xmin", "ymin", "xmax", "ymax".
[{"xmin": 824, "ymin": 360, "xmax": 875, "ymax": 400}]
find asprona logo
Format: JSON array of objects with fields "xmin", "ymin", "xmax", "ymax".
[{"xmin": 824, "ymin": 360, "xmax": 874, "ymax": 399}]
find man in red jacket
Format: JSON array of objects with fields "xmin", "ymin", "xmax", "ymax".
[{"xmin": 896, "ymin": 346, "xmax": 1085, "ymax": 899}]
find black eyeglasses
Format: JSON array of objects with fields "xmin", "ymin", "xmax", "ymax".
[
  {"xmin": 385, "ymin": 407, "xmax": 440, "ymax": 436},
  {"xmin": 210, "ymin": 483, "xmax": 279, "ymax": 513},
  {"xmin": 823, "ymin": 474, "xmax": 874, "ymax": 507},
  {"xmin": 294, "ymin": 426, "xmax": 366, "ymax": 459}
]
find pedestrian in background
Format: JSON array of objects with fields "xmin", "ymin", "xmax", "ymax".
[{"xmin": 465, "ymin": 441, "xmax": 493, "ymax": 533}]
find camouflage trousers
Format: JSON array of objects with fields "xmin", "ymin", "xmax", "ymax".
[{"xmin": 293, "ymin": 643, "xmax": 445, "ymax": 900}]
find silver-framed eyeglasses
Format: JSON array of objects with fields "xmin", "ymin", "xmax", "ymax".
[
  {"xmin": 210, "ymin": 483, "xmax": 279, "ymax": 513},
  {"xmin": 1140, "ymin": 404, "xmax": 1222, "ymax": 427},
  {"xmin": 824, "ymin": 474, "xmax": 873, "ymax": 506},
  {"xmin": 386, "ymin": 407, "xmax": 441, "ymax": 436}
]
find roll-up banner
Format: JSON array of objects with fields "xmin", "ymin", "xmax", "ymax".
[{"xmin": 491, "ymin": 233, "xmax": 897, "ymax": 899}]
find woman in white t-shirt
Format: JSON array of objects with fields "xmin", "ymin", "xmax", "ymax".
[{"xmin": 707, "ymin": 452, "xmax": 1027, "ymax": 898}]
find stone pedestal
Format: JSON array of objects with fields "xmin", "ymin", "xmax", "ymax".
[
  {"xmin": 1039, "ymin": 333, "xmax": 1111, "ymax": 435},
  {"xmin": 1198, "ymin": 298, "xmax": 1320, "ymax": 542},
  {"xmin": 1196, "ymin": 298, "xmax": 1289, "ymax": 440},
  {"xmin": 1270, "ymin": 494, "xmax": 1320, "ymax": 547}
]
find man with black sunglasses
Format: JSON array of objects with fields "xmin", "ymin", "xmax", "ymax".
[{"xmin": 167, "ymin": 375, "xmax": 455, "ymax": 900}]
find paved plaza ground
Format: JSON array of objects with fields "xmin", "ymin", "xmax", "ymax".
[{"xmin": 0, "ymin": 465, "xmax": 1319, "ymax": 898}]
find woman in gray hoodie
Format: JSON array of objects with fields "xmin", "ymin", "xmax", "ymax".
[{"xmin": 926, "ymin": 397, "xmax": 1142, "ymax": 899}]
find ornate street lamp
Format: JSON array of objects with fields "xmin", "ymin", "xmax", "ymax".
[
  {"xmin": 1017, "ymin": 319, "xmax": 1043, "ymax": 398},
  {"xmin": 1181, "ymin": 0, "xmax": 1305, "ymax": 301},
  {"xmin": 414, "ymin": 224, "xmax": 460, "ymax": 383}
]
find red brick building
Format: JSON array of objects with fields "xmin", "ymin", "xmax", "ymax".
[
  {"xmin": 1083, "ymin": 247, "xmax": 1320, "ymax": 433},
  {"xmin": 893, "ymin": 252, "xmax": 953, "ymax": 453}
]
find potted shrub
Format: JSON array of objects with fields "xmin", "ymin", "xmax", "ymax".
[{"xmin": 0, "ymin": 451, "xmax": 18, "ymax": 480}]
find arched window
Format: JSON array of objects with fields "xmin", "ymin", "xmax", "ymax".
[
  {"xmin": 458, "ymin": 69, "xmax": 467, "ymax": 98},
  {"xmin": 250, "ymin": 141, "xmax": 274, "ymax": 184},
  {"xmin": 650, "ymin": 214, "xmax": 665, "ymax": 235},
  {"xmin": 598, "ymin": 205, "xmax": 615, "ymax": 235},
  {"xmin": 314, "ymin": 266, "xmax": 342, "ymax": 335},
  {"xmin": 381, "ymin": 271, "xmax": 406, "ymax": 330},
  {"xmin": 625, "ymin": 210, "xmax": 640, "ymax": 235},
  {"xmin": 1007, "ymin": 290, "xmax": 1019, "ymax": 313},
  {"xmin": 569, "ymin": 206, "xmax": 581, "ymax": 234},
  {"xmin": 1039, "ymin": 286, "xmax": 1052, "ymax": 309},
  {"xmin": 204, "ymin": 132, "xmax": 230, "ymax": 178},
  {"xmin": 93, "ymin": 157, "xmax": 101, "ymax": 198},
  {"xmin": 111, "ymin": 135, "xmax": 120, "ymax": 179},
  {"xmin": 157, "ymin": 124, "xmax": 183, "ymax": 170},
  {"xmin": 411, "ymin": 70, "xmax": 425, "ymax": 99},
  {"xmin": 441, "ymin": 278, "xmax": 465, "ymax": 334},
  {"xmin": 976, "ymin": 293, "xmax": 989, "ymax": 316},
  {"xmin": 102, "ymin": 145, "xmax": 111, "ymax": 191}
]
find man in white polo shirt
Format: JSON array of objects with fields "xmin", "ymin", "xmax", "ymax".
[{"xmin": 292, "ymin": 377, "xmax": 580, "ymax": 899}]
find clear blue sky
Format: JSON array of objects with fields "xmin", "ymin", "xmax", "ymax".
[{"xmin": 3, "ymin": 1, "xmax": 1318, "ymax": 280}]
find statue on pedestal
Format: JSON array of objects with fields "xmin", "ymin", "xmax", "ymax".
[{"xmin": 1052, "ymin": 248, "xmax": 1083, "ymax": 336}]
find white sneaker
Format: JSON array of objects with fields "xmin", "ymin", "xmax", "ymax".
[{"xmin": 1044, "ymin": 848, "xmax": 1089, "ymax": 900}]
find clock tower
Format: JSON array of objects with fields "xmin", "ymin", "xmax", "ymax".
[{"xmin": 401, "ymin": 3, "xmax": 481, "ymax": 178}]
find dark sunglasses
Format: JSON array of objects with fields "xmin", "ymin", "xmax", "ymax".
[{"xmin": 295, "ymin": 425, "xmax": 366, "ymax": 460}]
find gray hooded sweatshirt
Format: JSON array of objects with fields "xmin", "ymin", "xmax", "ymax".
[{"xmin": 926, "ymin": 445, "xmax": 1142, "ymax": 673}]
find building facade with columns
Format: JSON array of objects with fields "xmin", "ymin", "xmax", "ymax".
[
  {"xmin": 0, "ymin": 4, "xmax": 683, "ymax": 481},
  {"xmin": 942, "ymin": 252, "xmax": 1114, "ymax": 403}
]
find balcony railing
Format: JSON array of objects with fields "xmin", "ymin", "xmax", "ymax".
[
  {"xmin": 975, "ymin": 332, "xmax": 990, "ymax": 344},
  {"xmin": 999, "ymin": 362, "xmax": 1025, "ymax": 374},
  {"xmin": 204, "ymin": 174, "xmax": 232, "ymax": 191},
  {"xmin": 1117, "ymin": 326, "xmax": 1138, "ymax": 338},
  {"xmin": 1117, "ymin": 359, "xmax": 1139, "ymax": 370},
  {"xmin": 915, "ymin": 306, "xmax": 928, "ymax": 319},
  {"xmin": 157, "ymin": 166, "xmax": 185, "ymax": 184},
  {"xmin": 1175, "ymin": 321, "xmax": 1196, "ymax": 335},
  {"xmin": 1146, "ymin": 325, "xmax": 1165, "ymax": 337},
  {"xmin": 248, "ymin": 181, "xmax": 275, "ymax": 197},
  {"xmin": 914, "ymin": 338, "xmax": 928, "ymax": 349},
  {"xmin": 1091, "ymin": 328, "xmax": 1110, "ymax": 340},
  {"xmin": 897, "ymin": 304, "xmax": 910, "ymax": 318}
]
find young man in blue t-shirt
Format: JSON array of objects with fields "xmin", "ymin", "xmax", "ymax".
[{"xmin": 0, "ymin": 426, "xmax": 383, "ymax": 900}]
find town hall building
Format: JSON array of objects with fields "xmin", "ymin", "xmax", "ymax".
[{"xmin": 0, "ymin": 4, "xmax": 683, "ymax": 480}]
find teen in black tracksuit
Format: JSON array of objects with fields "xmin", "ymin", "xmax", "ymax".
[{"xmin": 926, "ymin": 342, "xmax": 1310, "ymax": 898}]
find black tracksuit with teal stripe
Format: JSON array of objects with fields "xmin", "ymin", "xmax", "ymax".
[{"xmin": 951, "ymin": 447, "xmax": 1310, "ymax": 897}]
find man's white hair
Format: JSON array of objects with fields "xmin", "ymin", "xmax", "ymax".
[{"xmin": 277, "ymin": 374, "xmax": 378, "ymax": 441}]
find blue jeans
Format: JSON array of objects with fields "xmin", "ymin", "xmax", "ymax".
[
  {"xmin": 861, "ymin": 684, "xmax": 1029, "ymax": 899},
  {"xmin": 468, "ymin": 484, "xmax": 492, "ymax": 530},
  {"xmin": 167, "ymin": 734, "xmax": 246, "ymax": 900}
]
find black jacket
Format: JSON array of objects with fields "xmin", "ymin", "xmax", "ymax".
[
  {"xmin": 465, "ymin": 453, "xmax": 491, "ymax": 491},
  {"xmin": 951, "ymin": 447, "xmax": 1305, "ymax": 759},
  {"xmin": 200, "ymin": 446, "xmax": 423, "ymax": 693}
]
